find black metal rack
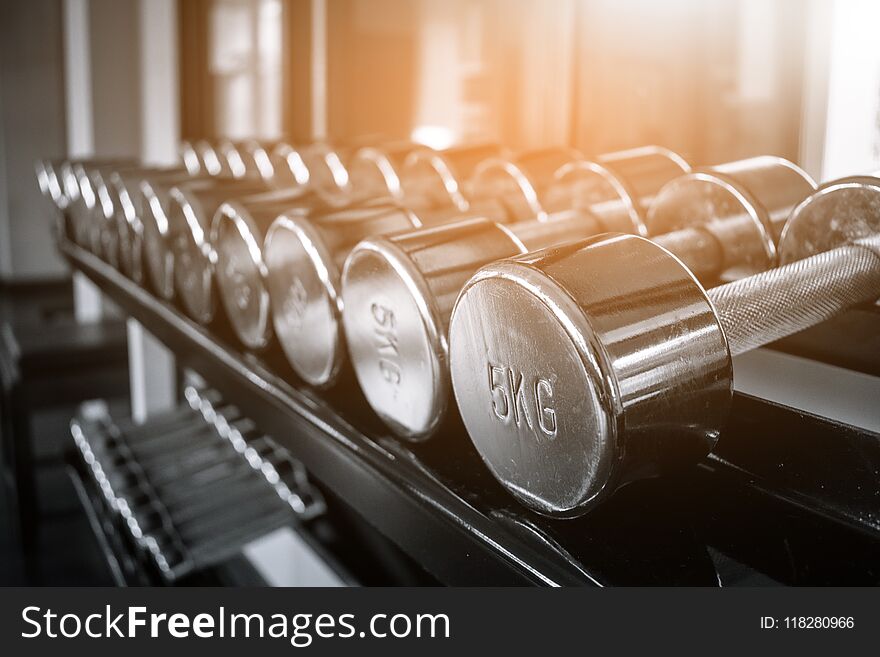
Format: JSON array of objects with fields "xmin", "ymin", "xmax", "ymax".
[{"xmin": 61, "ymin": 240, "xmax": 880, "ymax": 586}]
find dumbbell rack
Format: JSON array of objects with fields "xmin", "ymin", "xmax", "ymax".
[{"xmin": 60, "ymin": 237, "xmax": 880, "ymax": 585}]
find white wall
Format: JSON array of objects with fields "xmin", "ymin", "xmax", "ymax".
[
  {"xmin": 819, "ymin": 0, "xmax": 880, "ymax": 178},
  {"xmin": 0, "ymin": 0, "xmax": 69, "ymax": 281}
]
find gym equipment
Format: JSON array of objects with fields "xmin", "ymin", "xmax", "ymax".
[
  {"xmin": 646, "ymin": 155, "xmax": 816, "ymax": 280},
  {"xmin": 262, "ymin": 143, "xmax": 507, "ymax": 386},
  {"xmin": 468, "ymin": 147, "xmax": 584, "ymax": 222},
  {"xmin": 542, "ymin": 145, "xmax": 691, "ymax": 235},
  {"xmin": 339, "ymin": 156, "xmax": 813, "ymax": 439},
  {"xmin": 210, "ymin": 189, "xmax": 328, "ymax": 347},
  {"xmin": 143, "ymin": 176, "xmax": 268, "ymax": 299},
  {"xmin": 446, "ymin": 176, "xmax": 880, "ymax": 517}
]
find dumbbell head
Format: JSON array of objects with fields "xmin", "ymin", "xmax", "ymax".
[
  {"xmin": 400, "ymin": 143, "xmax": 505, "ymax": 212},
  {"xmin": 264, "ymin": 202, "xmax": 423, "ymax": 387},
  {"xmin": 268, "ymin": 142, "xmax": 311, "ymax": 190},
  {"xmin": 346, "ymin": 141, "xmax": 431, "ymax": 203},
  {"xmin": 779, "ymin": 175, "xmax": 880, "ymax": 264},
  {"xmin": 301, "ymin": 142, "xmax": 352, "ymax": 197},
  {"xmin": 469, "ymin": 147, "xmax": 583, "ymax": 222},
  {"xmin": 89, "ymin": 169, "xmax": 123, "ymax": 265},
  {"xmin": 647, "ymin": 156, "xmax": 816, "ymax": 279},
  {"xmin": 192, "ymin": 139, "xmax": 232, "ymax": 176},
  {"xmin": 141, "ymin": 178, "xmax": 187, "ymax": 298},
  {"xmin": 341, "ymin": 218, "xmax": 531, "ymax": 438},
  {"xmin": 544, "ymin": 145, "xmax": 690, "ymax": 236},
  {"xmin": 111, "ymin": 168, "xmax": 192, "ymax": 282},
  {"xmin": 212, "ymin": 190, "xmax": 317, "ymax": 347},
  {"xmin": 35, "ymin": 159, "xmax": 69, "ymax": 211},
  {"xmin": 217, "ymin": 139, "xmax": 260, "ymax": 179},
  {"xmin": 147, "ymin": 177, "xmax": 266, "ymax": 302},
  {"xmin": 448, "ymin": 234, "xmax": 732, "ymax": 516},
  {"xmin": 179, "ymin": 140, "xmax": 202, "ymax": 175},
  {"xmin": 71, "ymin": 161, "xmax": 137, "ymax": 251}
]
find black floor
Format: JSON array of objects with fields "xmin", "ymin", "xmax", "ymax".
[{"xmin": 0, "ymin": 402, "xmax": 119, "ymax": 585}]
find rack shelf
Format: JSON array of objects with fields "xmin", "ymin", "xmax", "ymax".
[{"xmin": 62, "ymin": 240, "xmax": 880, "ymax": 586}]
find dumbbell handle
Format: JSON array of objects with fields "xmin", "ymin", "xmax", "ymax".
[
  {"xmin": 709, "ymin": 235, "xmax": 880, "ymax": 356},
  {"xmin": 654, "ymin": 227, "xmax": 725, "ymax": 279}
]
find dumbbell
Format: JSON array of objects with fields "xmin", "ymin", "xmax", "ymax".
[
  {"xmin": 542, "ymin": 145, "xmax": 691, "ymax": 235},
  {"xmin": 446, "ymin": 175, "xmax": 880, "ymax": 517},
  {"xmin": 268, "ymin": 142, "xmax": 312, "ymax": 190},
  {"xmin": 90, "ymin": 166, "xmax": 190, "ymax": 268},
  {"xmin": 205, "ymin": 143, "xmax": 434, "ymax": 343},
  {"xmin": 467, "ymin": 145, "xmax": 689, "ymax": 228},
  {"xmin": 185, "ymin": 188, "xmax": 328, "ymax": 341},
  {"xmin": 60, "ymin": 159, "xmax": 139, "ymax": 247},
  {"xmin": 399, "ymin": 142, "xmax": 506, "ymax": 212},
  {"xmin": 137, "ymin": 139, "xmax": 309, "ymax": 295},
  {"xmin": 467, "ymin": 147, "xmax": 584, "ymax": 223},
  {"xmin": 35, "ymin": 159, "xmax": 71, "ymax": 211},
  {"xmin": 211, "ymin": 142, "xmax": 496, "ymax": 348},
  {"xmin": 262, "ymin": 144, "xmax": 508, "ymax": 386},
  {"xmin": 106, "ymin": 168, "xmax": 211, "ymax": 282},
  {"xmin": 73, "ymin": 418, "xmax": 299, "ymax": 573},
  {"xmin": 647, "ymin": 155, "xmax": 817, "ymax": 280},
  {"xmin": 189, "ymin": 139, "xmax": 233, "ymax": 176},
  {"xmin": 339, "ymin": 156, "xmax": 816, "ymax": 439},
  {"xmin": 165, "ymin": 140, "xmax": 384, "ymax": 320},
  {"xmin": 179, "ymin": 140, "xmax": 202, "ymax": 176},
  {"xmin": 142, "ymin": 176, "xmax": 270, "ymax": 299},
  {"xmin": 217, "ymin": 139, "xmax": 267, "ymax": 179}
]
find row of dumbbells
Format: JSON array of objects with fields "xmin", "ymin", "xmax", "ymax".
[
  {"xmin": 40, "ymin": 138, "xmax": 880, "ymax": 519},
  {"xmin": 70, "ymin": 387, "xmax": 325, "ymax": 581}
]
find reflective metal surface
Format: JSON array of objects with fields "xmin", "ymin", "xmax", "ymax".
[
  {"xmin": 112, "ymin": 169, "xmax": 200, "ymax": 283},
  {"xmin": 192, "ymin": 139, "xmax": 232, "ymax": 177},
  {"xmin": 347, "ymin": 141, "xmax": 431, "ymax": 202},
  {"xmin": 469, "ymin": 147, "xmax": 583, "ymax": 222},
  {"xmin": 212, "ymin": 189, "xmax": 320, "ymax": 348},
  {"xmin": 340, "ymin": 208, "xmax": 625, "ymax": 438},
  {"xmin": 144, "ymin": 177, "xmax": 267, "ymax": 300},
  {"xmin": 342, "ymin": 218, "xmax": 526, "ymax": 438},
  {"xmin": 544, "ymin": 145, "xmax": 690, "ymax": 236},
  {"xmin": 91, "ymin": 166, "xmax": 188, "ymax": 270},
  {"xmin": 268, "ymin": 142, "xmax": 312, "ymax": 190},
  {"xmin": 448, "ymin": 234, "xmax": 731, "ymax": 516},
  {"xmin": 400, "ymin": 142, "xmax": 505, "ymax": 212},
  {"xmin": 779, "ymin": 176, "xmax": 880, "ymax": 263},
  {"xmin": 61, "ymin": 239, "xmax": 880, "ymax": 584},
  {"xmin": 179, "ymin": 140, "xmax": 202, "ymax": 176},
  {"xmin": 64, "ymin": 162, "xmax": 112, "ymax": 247},
  {"xmin": 264, "ymin": 202, "xmax": 421, "ymax": 387},
  {"xmin": 300, "ymin": 142, "xmax": 353, "ymax": 199},
  {"xmin": 709, "ymin": 235, "xmax": 880, "ymax": 356},
  {"xmin": 35, "ymin": 159, "xmax": 69, "ymax": 211},
  {"xmin": 647, "ymin": 156, "xmax": 816, "ymax": 279}
]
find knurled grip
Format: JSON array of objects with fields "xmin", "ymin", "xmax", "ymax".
[{"xmin": 708, "ymin": 235, "xmax": 880, "ymax": 356}]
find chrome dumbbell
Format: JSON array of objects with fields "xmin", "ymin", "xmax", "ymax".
[
  {"xmin": 262, "ymin": 144, "xmax": 507, "ymax": 386},
  {"xmin": 467, "ymin": 147, "xmax": 584, "ymax": 222},
  {"xmin": 542, "ymin": 145, "xmax": 692, "ymax": 234},
  {"xmin": 108, "ymin": 168, "xmax": 214, "ymax": 282},
  {"xmin": 142, "ymin": 176, "xmax": 269, "ymax": 299},
  {"xmin": 647, "ymin": 155, "xmax": 816, "ymax": 280},
  {"xmin": 165, "ymin": 140, "xmax": 379, "ymax": 321},
  {"xmin": 89, "ymin": 165, "xmax": 189, "ymax": 268},
  {"xmin": 338, "ymin": 156, "xmax": 817, "ymax": 439},
  {"xmin": 202, "ymin": 188, "xmax": 331, "ymax": 343},
  {"xmin": 447, "ymin": 176, "xmax": 880, "ymax": 517},
  {"xmin": 214, "ymin": 142, "xmax": 502, "ymax": 348}
]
